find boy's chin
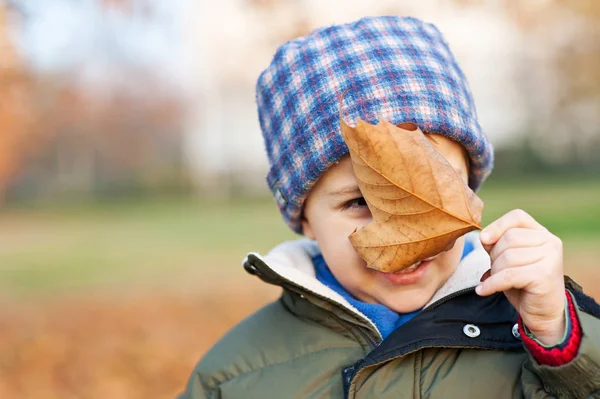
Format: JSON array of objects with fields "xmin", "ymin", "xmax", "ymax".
[{"xmin": 378, "ymin": 291, "xmax": 436, "ymax": 313}]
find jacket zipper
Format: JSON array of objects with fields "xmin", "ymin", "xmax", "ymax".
[
  {"xmin": 355, "ymin": 322, "xmax": 381, "ymax": 348},
  {"xmin": 423, "ymin": 287, "xmax": 477, "ymax": 312},
  {"xmin": 283, "ymin": 281, "xmax": 382, "ymax": 348},
  {"xmin": 344, "ymin": 287, "xmax": 478, "ymax": 398}
]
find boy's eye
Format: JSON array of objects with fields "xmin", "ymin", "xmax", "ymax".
[{"xmin": 342, "ymin": 197, "xmax": 368, "ymax": 211}]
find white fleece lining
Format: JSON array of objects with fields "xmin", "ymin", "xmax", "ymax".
[
  {"xmin": 244, "ymin": 239, "xmax": 383, "ymax": 338},
  {"xmin": 243, "ymin": 231, "xmax": 491, "ymax": 339},
  {"xmin": 424, "ymin": 232, "xmax": 491, "ymax": 307}
]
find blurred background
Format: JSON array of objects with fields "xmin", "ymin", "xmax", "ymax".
[{"xmin": 0, "ymin": 0, "xmax": 599, "ymax": 397}]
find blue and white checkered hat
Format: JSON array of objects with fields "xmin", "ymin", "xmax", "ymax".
[{"xmin": 256, "ymin": 16, "xmax": 494, "ymax": 234}]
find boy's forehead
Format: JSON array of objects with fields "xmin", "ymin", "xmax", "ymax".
[
  {"xmin": 316, "ymin": 157, "xmax": 359, "ymax": 194},
  {"xmin": 326, "ymin": 184, "xmax": 361, "ymax": 197}
]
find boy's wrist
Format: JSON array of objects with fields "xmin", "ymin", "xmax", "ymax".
[
  {"xmin": 525, "ymin": 309, "xmax": 567, "ymax": 347},
  {"xmin": 519, "ymin": 291, "xmax": 582, "ymax": 367}
]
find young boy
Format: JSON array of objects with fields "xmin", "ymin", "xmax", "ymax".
[{"xmin": 180, "ymin": 16, "xmax": 600, "ymax": 398}]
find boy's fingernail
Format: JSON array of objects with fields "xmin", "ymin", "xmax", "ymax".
[
  {"xmin": 475, "ymin": 285, "xmax": 483, "ymax": 295},
  {"xmin": 480, "ymin": 230, "xmax": 490, "ymax": 243}
]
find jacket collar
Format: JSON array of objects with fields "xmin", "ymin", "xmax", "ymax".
[{"xmin": 243, "ymin": 232, "xmax": 490, "ymax": 339}]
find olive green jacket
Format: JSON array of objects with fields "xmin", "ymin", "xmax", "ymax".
[{"xmin": 180, "ymin": 235, "xmax": 600, "ymax": 398}]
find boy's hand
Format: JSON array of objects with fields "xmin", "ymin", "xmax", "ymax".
[{"xmin": 476, "ymin": 209, "xmax": 566, "ymax": 346}]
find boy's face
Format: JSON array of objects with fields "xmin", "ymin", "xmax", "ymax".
[{"xmin": 301, "ymin": 134, "xmax": 470, "ymax": 313}]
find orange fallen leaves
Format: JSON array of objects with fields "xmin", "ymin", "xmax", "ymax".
[
  {"xmin": 0, "ymin": 267, "xmax": 597, "ymax": 399},
  {"xmin": 0, "ymin": 283, "xmax": 280, "ymax": 399}
]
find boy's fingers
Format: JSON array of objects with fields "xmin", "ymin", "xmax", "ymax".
[
  {"xmin": 488, "ymin": 228, "xmax": 547, "ymax": 262},
  {"xmin": 490, "ymin": 246, "xmax": 545, "ymax": 272},
  {"xmin": 481, "ymin": 241, "xmax": 494, "ymax": 254},
  {"xmin": 480, "ymin": 209, "xmax": 546, "ymax": 246},
  {"xmin": 476, "ymin": 264, "xmax": 537, "ymax": 296}
]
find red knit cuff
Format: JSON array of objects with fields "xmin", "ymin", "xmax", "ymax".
[{"xmin": 519, "ymin": 291, "xmax": 582, "ymax": 367}]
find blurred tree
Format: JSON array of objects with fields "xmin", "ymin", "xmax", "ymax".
[
  {"xmin": 6, "ymin": 78, "xmax": 187, "ymax": 203},
  {"xmin": 1, "ymin": 0, "xmax": 189, "ymax": 203},
  {"xmin": 504, "ymin": 0, "xmax": 600, "ymax": 167},
  {"xmin": 0, "ymin": 4, "xmax": 36, "ymax": 202}
]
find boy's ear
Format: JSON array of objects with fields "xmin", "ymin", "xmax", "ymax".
[{"xmin": 301, "ymin": 216, "xmax": 316, "ymax": 240}]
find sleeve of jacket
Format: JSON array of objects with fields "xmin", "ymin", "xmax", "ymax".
[{"xmin": 520, "ymin": 282, "xmax": 600, "ymax": 399}]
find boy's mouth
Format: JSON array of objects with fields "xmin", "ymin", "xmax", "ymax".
[
  {"xmin": 376, "ymin": 254, "xmax": 438, "ymax": 285},
  {"xmin": 392, "ymin": 255, "xmax": 437, "ymax": 274},
  {"xmin": 393, "ymin": 261, "xmax": 423, "ymax": 274}
]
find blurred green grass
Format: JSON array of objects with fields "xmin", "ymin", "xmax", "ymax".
[
  {"xmin": 480, "ymin": 179, "xmax": 600, "ymax": 242},
  {"xmin": 0, "ymin": 179, "xmax": 598, "ymax": 295}
]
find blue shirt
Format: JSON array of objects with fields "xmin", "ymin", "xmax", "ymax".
[{"xmin": 313, "ymin": 239, "xmax": 475, "ymax": 339}]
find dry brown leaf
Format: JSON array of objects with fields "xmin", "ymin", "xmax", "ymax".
[{"xmin": 340, "ymin": 114, "xmax": 483, "ymax": 273}]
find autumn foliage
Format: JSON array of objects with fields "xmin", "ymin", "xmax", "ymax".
[
  {"xmin": 0, "ymin": 7, "xmax": 35, "ymax": 202},
  {"xmin": 0, "ymin": 283, "xmax": 281, "ymax": 399}
]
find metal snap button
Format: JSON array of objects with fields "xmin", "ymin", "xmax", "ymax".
[
  {"xmin": 463, "ymin": 324, "xmax": 481, "ymax": 338},
  {"xmin": 512, "ymin": 323, "xmax": 521, "ymax": 340}
]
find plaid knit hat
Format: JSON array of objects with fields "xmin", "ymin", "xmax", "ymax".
[{"xmin": 256, "ymin": 16, "xmax": 494, "ymax": 234}]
